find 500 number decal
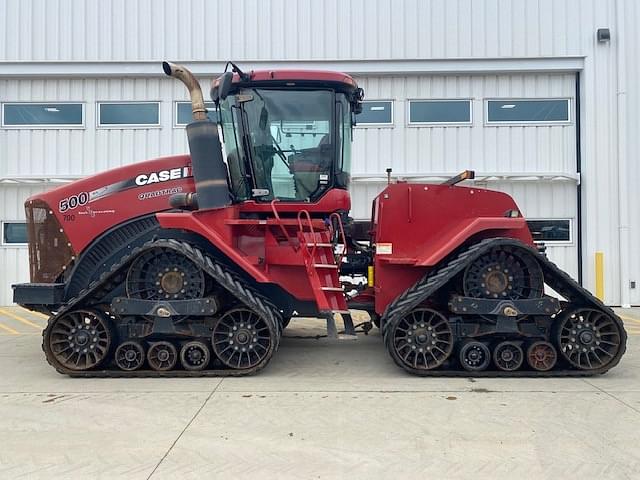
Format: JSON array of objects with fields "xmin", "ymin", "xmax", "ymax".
[{"xmin": 59, "ymin": 192, "xmax": 89, "ymax": 213}]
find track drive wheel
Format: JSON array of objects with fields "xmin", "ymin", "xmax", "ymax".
[
  {"xmin": 147, "ymin": 341, "xmax": 178, "ymax": 371},
  {"xmin": 115, "ymin": 341, "xmax": 146, "ymax": 371},
  {"xmin": 463, "ymin": 246, "xmax": 544, "ymax": 300},
  {"xmin": 44, "ymin": 309, "xmax": 113, "ymax": 371},
  {"xmin": 526, "ymin": 341, "xmax": 557, "ymax": 371},
  {"xmin": 459, "ymin": 340, "xmax": 491, "ymax": 372},
  {"xmin": 180, "ymin": 341, "xmax": 211, "ymax": 371},
  {"xmin": 556, "ymin": 308, "xmax": 624, "ymax": 371},
  {"xmin": 493, "ymin": 341, "xmax": 524, "ymax": 371},
  {"xmin": 211, "ymin": 308, "xmax": 277, "ymax": 370},
  {"xmin": 126, "ymin": 248, "xmax": 206, "ymax": 301},
  {"xmin": 387, "ymin": 308, "xmax": 454, "ymax": 371}
]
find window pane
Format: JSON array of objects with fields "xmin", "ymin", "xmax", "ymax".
[
  {"xmin": 488, "ymin": 100, "xmax": 569, "ymax": 123},
  {"xmin": 409, "ymin": 100, "xmax": 470, "ymax": 124},
  {"xmin": 176, "ymin": 102, "xmax": 218, "ymax": 125},
  {"xmin": 3, "ymin": 222, "xmax": 28, "ymax": 244},
  {"xmin": 99, "ymin": 103, "xmax": 159, "ymax": 125},
  {"xmin": 3, "ymin": 103, "xmax": 83, "ymax": 126},
  {"xmin": 527, "ymin": 220, "xmax": 571, "ymax": 242},
  {"xmin": 355, "ymin": 101, "xmax": 392, "ymax": 124}
]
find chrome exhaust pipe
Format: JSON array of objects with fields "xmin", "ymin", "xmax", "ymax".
[{"xmin": 162, "ymin": 61, "xmax": 207, "ymax": 121}]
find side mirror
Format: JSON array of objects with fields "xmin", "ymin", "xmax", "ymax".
[{"xmin": 211, "ymin": 72, "xmax": 234, "ymax": 102}]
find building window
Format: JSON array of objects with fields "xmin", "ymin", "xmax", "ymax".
[
  {"xmin": 355, "ymin": 101, "xmax": 393, "ymax": 126},
  {"xmin": 527, "ymin": 219, "xmax": 572, "ymax": 244},
  {"xmin": 175, "ymin": 102, "xmax": 218, "ymax": 126},
  {"xmin": 486, "ymin": 99, "xmax": 570, "ymax": 124},
  {"xmin": 408, "ymin": 100, "xmax": 472, "ymax": 125},
  {"xmin": 2, "ymin": 222, "xmax": 28, "ymax": 245},
  {"xmin": 1, "ymin": 103, "xmax": 84, "ymax": 127},
  {"xmin": 97, "ymin": 102, "xmax": 160, "ymax": 127}
]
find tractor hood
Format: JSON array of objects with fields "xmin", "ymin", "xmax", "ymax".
[{"xmin": 24, "ymin": 155, "xmax": 196, "ymax": 282}]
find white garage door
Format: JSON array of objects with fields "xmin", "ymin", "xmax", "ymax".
[{"xmin": 350, "ymin": 72, "xmax": 579, "ymax": 279}]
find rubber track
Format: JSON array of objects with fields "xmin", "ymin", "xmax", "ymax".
[
  {"xmin": 382, "ymin": 237, "xmax": 627, "ymax": 377},
  {"xmin": 42, "ymin": 239, "xmax": 283, "ymax": 378}
]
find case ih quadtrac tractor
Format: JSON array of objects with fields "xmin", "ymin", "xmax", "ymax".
[{"xmin": 13, "ymin": 62, "xmax": 626, "ymax": 377}]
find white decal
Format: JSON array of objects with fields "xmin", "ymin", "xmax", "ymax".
[{"xmin": 135, "ymin": 167, "xmax": 191, "ymax": 186}]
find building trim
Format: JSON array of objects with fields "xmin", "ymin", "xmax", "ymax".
[{"xmin": 0, "ymin": 57, "xmax": 585, "ymax": 78}]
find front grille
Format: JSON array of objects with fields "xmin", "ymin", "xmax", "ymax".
[{"xmin": 25, "ymin": 199, "xmax": 75, "ymax": 283}]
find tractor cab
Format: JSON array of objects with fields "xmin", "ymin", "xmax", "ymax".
[{"xmin": 212, "ymin": 68, "xmax": 363, "ymax": 204}]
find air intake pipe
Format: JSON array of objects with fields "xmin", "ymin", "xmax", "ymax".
[{"xmin": 162, "ymin": 61, "xmax": 230, "ymax": 210}]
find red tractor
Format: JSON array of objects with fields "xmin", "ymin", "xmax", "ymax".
[{"xmin": 13, "ymin": 62, "xmax": 626, "ymax": 376}]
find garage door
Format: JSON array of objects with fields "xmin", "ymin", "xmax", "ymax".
[{"xmin": 350, "ymin": 72, "xmax": 579, "ymax": 279}]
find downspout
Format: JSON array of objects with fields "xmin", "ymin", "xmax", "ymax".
[{"xmin": 615, "ymin": 0, "xmax": 631, "ymax": 307}]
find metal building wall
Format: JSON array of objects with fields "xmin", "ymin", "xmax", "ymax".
[
  {"xmin": 0, "ymin": 0, "xmax": 638, "ymax": 305},
  {"xmin": 0, "ymin": 0, "xmax": 621, "ymax": 61}
]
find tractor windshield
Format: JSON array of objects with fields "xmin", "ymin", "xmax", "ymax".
[{"xmin": 219, "ymin": 88, "xmax": 351, "ymax": 202}]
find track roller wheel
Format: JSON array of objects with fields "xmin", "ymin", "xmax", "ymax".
[
  {"xmin": 211, "ymin": 308, "xmax": 277, "ymax": 370},
  {"xmin": 180, "ymin": 341, "xmax": 211, "ymax": 371},
  {"xmin": 526, "ymin": 341, "xmax": 557, "ymax": 371},
  {"xmin": 44, "ymin": 309, "xmax": 112, "ymax": 371},
  {"xmin": 387, "ymin": 308, "xmax": 454, "ymax": 371},
  {"xmin": 459, "ymin": 340, "xmax": 491, "ymax": 372},
  {"xmin": 556, "ymin": 308, "xmax": 623, "ymax": 371},
  {"xmin": 147, "ymin": 341, "xmax": 178, "ymax": 371},
  {"xmin": 115, "ymin": 341, "xmax": 146, "ymax": 371},
  {"xmin": 463, "ymin": 246, "xmax": 544, "ymax": 300},
  {"xmin": 493, "ymin": 341, "xmax": 524, "ymax": 371}
]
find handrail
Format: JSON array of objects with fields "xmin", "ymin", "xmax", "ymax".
[
  {"xmin": 270, "ymin": 199, "xmax": 298, "ymax": 251},
  {"xmin": 329, "ymin": 212, "xmax": 348, "ymax": 266},
  {"xmin": 297, "ymin": 209, "xmax": 316, "ymax": 259}
]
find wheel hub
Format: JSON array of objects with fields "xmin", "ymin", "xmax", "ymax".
[
  {"xmin": 160, "ymin": 271, "xmax": 184, "ymax": 294},
  {"xmin": 485, "ymin": 268, "xmax": 509, "ymax": 294},
  {"xmin": 124, "ymin": 349, "xmax": 138, "ymax": 362},
  {"xmin": 157, "ymin": 349, "xmax": 170, "ymax": 362}
]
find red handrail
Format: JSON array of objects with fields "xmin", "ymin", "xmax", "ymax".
[
  {"xmin": 271, "ymin": 199, "xmax": 298, "ymax": 251},
  {"xmin": 329, "ymin": 212, "xmax": 348, "ymax": 265},
  {"xmin": 297, "ymin": 209, "xmax": 316, "ymax": 259}
]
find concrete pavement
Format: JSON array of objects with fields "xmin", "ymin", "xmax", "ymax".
[{"xmin": 0, "ymin": 308, "xmax": 639, "ymax": 479}]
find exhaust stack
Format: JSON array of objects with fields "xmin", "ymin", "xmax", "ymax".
[
  {"xmin": 163, "ymin": 61, "xmax": 230, "ymax": 210},
  {"xmin": 162, "ymin": 61, "xmax": 207, "ymax": 121}
]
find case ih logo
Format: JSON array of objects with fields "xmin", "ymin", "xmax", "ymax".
[{"xmin": 135, "ymin": 167, "xmax": 192, "ymax": 186}]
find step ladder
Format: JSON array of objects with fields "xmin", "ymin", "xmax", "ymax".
[{"xmin": 297, "ymin": 210, "xmax": 356, "ymax": 338}]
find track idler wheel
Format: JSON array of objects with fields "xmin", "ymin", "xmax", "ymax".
[
  {"xmin": 211, "ymin": 308, "xmax": 277, "ymax": 370},
  {"xmin": 493, "ymin": 341, "xmax": 524, "ymax": 371},
  {"xmin": 459, "ymin": 340, "xmax": 491, "ymax": 372},
  {"xmin": 147, "ymin": 341, "xmax": 178, "ymax": 371},
  {"xmin": 387, "ymin": 308, "xmax": 454, "ymax": 371},
  {"xmin": 180, "ymin": 341, "xmax": 211, "ymax": 371},
  {"xmin": 115, "ymin": 341, "xmax": 146, "ymax": 371},
  {"xmin": 44, "ymin": 309, "xmax": 113, "ymax": 371},
  {"xmin": 556, "ymin": 308, "xmax": 624, "ymax": 371},
  {"xmin": 526, "ymin": 341, "xmax": 557, "ymax": 371}
]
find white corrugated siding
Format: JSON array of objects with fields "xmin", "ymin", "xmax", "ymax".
[{"xmin": 0, "ymin": 0, "xmax": 616, "ymax": 61}]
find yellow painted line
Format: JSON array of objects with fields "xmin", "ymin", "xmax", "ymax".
[
  {"xmin": 23, "ymin": 309, "xmax": 49, "ymax": 320},
  {"xmin": 618, "ymin": 314, "xmax": 640, "ymax": 325},
  {"xmin": 0, "ymin": 322, "xmax": 19, "ymax": 335},
  {"xmin": 0, "ymin": 307, "xmax": 42, "ymax": 330}
]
